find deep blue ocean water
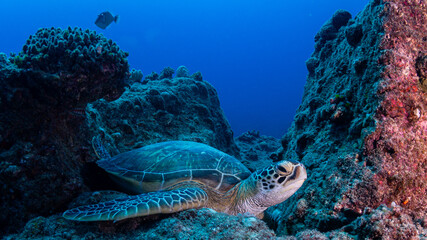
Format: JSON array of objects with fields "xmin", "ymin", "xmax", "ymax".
[{"xmin": 1, "ymin": 0, "xmax": 367, "ymax": 138}]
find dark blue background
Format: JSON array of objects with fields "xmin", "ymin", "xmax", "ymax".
[{"xmin": 1, "ymin": 0, "xmax": 367, "ymax": 138}]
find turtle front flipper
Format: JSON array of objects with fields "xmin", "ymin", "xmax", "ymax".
[
  {"xmin": 63, "ymin": 188, "xmax": 208, "ymax": 221},
  {"xmin": 91, "ymin": 135, "xmax": 111, "ymax": 159}
]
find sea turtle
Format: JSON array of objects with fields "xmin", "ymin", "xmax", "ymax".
[{"xmin": 63, "ymin": 140, "xmax": 307, "ymax": 221}]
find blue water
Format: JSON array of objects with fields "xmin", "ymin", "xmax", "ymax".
[{"xmin": 1, "ymin": 0, "xmax": 367, "ymax": 138}]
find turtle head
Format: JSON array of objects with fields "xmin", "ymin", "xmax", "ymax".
[{"xmin": 248, "ymin": 160, "xmax": 307, "ymax": 209}]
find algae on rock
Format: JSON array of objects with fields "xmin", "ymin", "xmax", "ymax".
[{"xmin": 273, "ymin": 0, "xmax": 427, "ymax": 239}]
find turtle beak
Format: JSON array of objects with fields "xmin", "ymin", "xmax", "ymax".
[
  {"xmin": 297, "ymin": 164, "xmax": 307, "ymax": 181},
  {"xmin": 283, "ymin": 162, "xmax": 306, "ymax": 192},
  {"xmin": 276, "ymin": 160, "xmax": 306, "ymax": 178}
]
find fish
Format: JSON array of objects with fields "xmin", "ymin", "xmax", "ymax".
[{"xmin": 95, "ymin": 11, "xmax": 119, "ymax": 29}]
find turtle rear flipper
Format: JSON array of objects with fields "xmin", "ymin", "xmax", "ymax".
[
  {"xmin": 63, "ymin": 188, "xmax": 208, "ymax": 221},
  {"xmin": 91, "ymin": 135, "xmax": 111, "ymax": 159}
]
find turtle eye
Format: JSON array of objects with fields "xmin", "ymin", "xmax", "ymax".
[
  {"xmin": 277, "ymin": 165, "xmax": 287, "ymax": 173},
  {"xmin": 276, "ymin": 163, "xmax": 291, "ymax": 175}
]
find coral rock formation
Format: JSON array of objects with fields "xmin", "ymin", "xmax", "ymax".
[
  {"xmin": 84, "ymin": 67, "xmax": 240, "ymax": 158},
  {"xmin": 11, "ymin": 27, "xmax": 129, "ymax": 107},
  {"xmin": 0, "ymin": 27, "xmax": 239, "ymax": 237},
  {"xmin": 235, "ymin": 130, "xmax": 281, "ymax": 172},
  {"xmin": 2, "ymin": 0, "xmax": 426, "ymax": 238},
  {"xmin": 0, "ymin": 27, "xmax": 129, "ymax": 235},
  {"xmin": 1, "ymin": 31, "xmax": 239, "ymax": 236},
  {"xmin": 276, "ymin": 0, "xmax": 427, "ymax": 238},
  {"xmin": 7, "ymin": 207, "xmax": 275, "ymax": 240}
]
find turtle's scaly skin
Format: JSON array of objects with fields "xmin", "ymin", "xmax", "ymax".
[
  {"xmin": 63, "ymin": 188, "xmax": 208, "ymax": 221},
  {"xmin": 63, "ymin": 141, "xmax": 307, "ymax": 221}
]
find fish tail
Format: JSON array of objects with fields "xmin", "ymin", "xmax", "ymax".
[{"xmin": 114, "ymin": 15, "xmax": 119, "ymax": 23}]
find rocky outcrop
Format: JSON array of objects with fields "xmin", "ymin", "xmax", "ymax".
[
  {"xmin": 274, "ymin": 0, "xmax": 427, "ymax": 238},
  {"xmin": 235, "ymin": 130, "xmax": 281, "ymax": 172},
  {"xmin": 10, "ymin": 27, "xmax": 129, "ymax": 108},
  {"xmin": 6, "ymin": 207, "xmax": 275, "ymax": 240},
  {"xmin": 84, "ymin": 66, "xmax": 240, "ymax": 159},
  {"xmin": 3, "ymin": 0, "xmax": 426, "ymax": 238},
  {"xmin": 0, "ymin": 27, "xmax": 239, "ymax": 235},
  {"xmin": 6, "ymin": 191, "xmax": 276, "ymax": 239},
  {"xmin": 0, "ymin": 26, "xmax": 129, "ymax": 235}
]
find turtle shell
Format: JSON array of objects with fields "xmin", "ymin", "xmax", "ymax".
[{"xmin": 97, "ymin": 141, "xmax": 251, "ymax": 194}]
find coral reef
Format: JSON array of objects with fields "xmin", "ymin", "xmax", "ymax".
[
  {"xmin": 2, "ymin": 130, "xmax": 272, "ymax": 239},
  {"xmin": 1, "ymin": 32, "xmax": 239, "ymax": 236},
  {"xmin": 0, "ymin": 27, "xmax": 129, "ymax": 235},
  {"xmin": 125, "ymin": 68, "xmax": 143, "ymax": 86},
  {"xmin": 2, "ymin": 0, "xmax": 426, "ymax": 238},
  {"xmin": 275, "ymin": 0, "xmax": 427, "ymax": 238},
  {"xmin": 11, "ymin": 27, "xmax": 129, "ymax": 107},
  {"xmin": 191, "ymin": 71, "xmax": 203, "ymax": 81},
  {"xmin": 235, "ymin": 130, "xmax": 281, "ymax": 172},
  {"xmin": 5, "ymin": 207, "xmax": 276, "ymax": 240},
  {"xmin": 159, "ymin": 66, "xmax": 175, "ymax": 79},
  {"xmin": 84, "ymin": 66, "xmax": 240, "ymax": 158},
  {"xmin": 343, "ymin": 204, "xmax": 426, "ymax": 239},
  {"xmin": 176, "ymin": 65, "xmax": 190, "ymax": 77}
]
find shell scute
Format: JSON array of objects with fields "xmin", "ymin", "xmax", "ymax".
[{"xmin": 97, "ymin": 141, "xmax": 251, "ymax": 193}]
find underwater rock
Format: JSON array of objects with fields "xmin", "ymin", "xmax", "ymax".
[
  {"xmin": 345, "ymin": 23, "xmax": 364, "ymax": 47},
  {"xmin": 0, "ymin": 27, "xmax": 129, "ymax": 235},
  {"xmin": 275, "ymin": 0, "xmax": 427, "ymax": 238},
  {"xmin": 6, "ymin": 208, "xmax": 275, "ymax": 239},
  {"xmin": 191, "ymin": 71, "xmax": 203, "ymax": 81},
  {"xmin": 314, "ymin": 9, "xmax": 351, "ymax": 53},
  {"xmin": 341, "ymin": 204, "xmax": 426, "ymax": 239},
  {"xmin": 1, "ymin": 55, "xmax": 240, "ymax": 237},
  {"xmin": 175, "ymin": 65, "xmax": 190, "ymax": 77},
  {"xmin": 1, "ymin": 40, "xmax": 241, "ymax": 237},
  {"xmin": 305, "ymin": 57, "xmax": 320, "ymax": 75},
  {"xmin": 416, "ymin": 55, "xmax": 427, "ymax": 92},
  {"xmin": 159, "ymin": 66, "xmax": 175, "ymax": 79},
  {"xmin": 144, "ymin": 71, "xmax": 159, "ymax": 81},
  {"xmin": 235, "ymin": 130, "xmax": 281, "ymax": 172},
  {"xmin": 84, "ymin": 74, "xmax": 240, "ymax": 158},
  {"xmin": 314, "ymin": 9, "xmax": 352, "ymax": 59},
  {"xmin": 331, "ymin": 9, "xmax": 352, "ymax": 30},
  {"xmin": 126, "ymin": 68, "xmax": 143, "ymax": 86},
  {"xmin": 11, "ymin": 27, "xmax": 128, "ymax": 107},
  {"xmin": 1, "ymin": 26, "xmax": 239, "ymax": 238}
]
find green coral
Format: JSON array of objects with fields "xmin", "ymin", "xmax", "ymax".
[
  {"xmin": 11, "ymin": 54, "xmax": 25, "ymax": 66},
  {"xmin": 335, "ymin": 94, "xmax": 344, "ymax": 99}
]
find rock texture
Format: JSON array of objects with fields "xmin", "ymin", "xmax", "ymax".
[
  {"xmin": 85, "ymin": 66, "xmax": 240, "ymax": 159},
  {"xmin": 5, "ymin": 207, "xmax": 275, "ymax": 240},
  {"xmin": 0, "ymin": 27, "xmax": 129, "ymax": 235},
  {"xmin": 235, "ymin": 130, "xmax": 281, "ymax": 172},
  {"xmin": 8, "ymin": 191, "xmax": 275, "ymax": 239},
  {"xmin": 0, "ymin": 28, "xmax": 239, "ymax": 236},
  {"xmin": 275, "ymin": 0, "xmax": 427, "ymax": 239},
  {"xmin": 2, "ymin": 0, "xmax": 426, "ymax": 238},
  {"xmin": 10, "ymin": 27, "xmax": 129, "ymax": 108}
]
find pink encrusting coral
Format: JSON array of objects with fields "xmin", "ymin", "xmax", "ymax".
[
  {"xmin": 276, "ymin": 0, "xmax": 426, "ymax": 238},
  {"xmin": 346, "ymin": 0, "xmax": 427, "ymax": 218}
]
